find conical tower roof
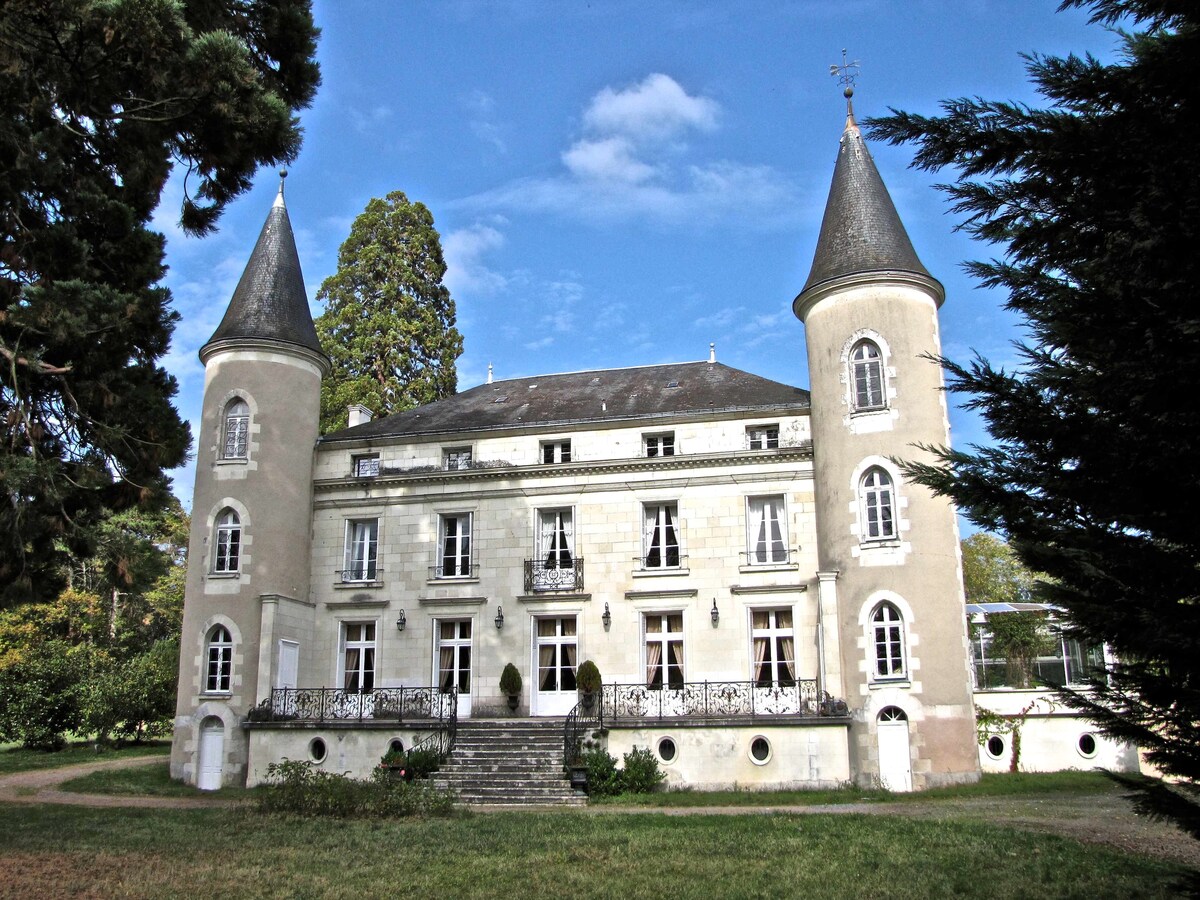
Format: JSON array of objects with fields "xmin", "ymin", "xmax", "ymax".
[
  {"xmin": 798, "ymin": 107, "xmax": 942, "ymax": 303},
  {"xmin": 201, "ymin": 177, "xmax": 326, "ymax": 362}
]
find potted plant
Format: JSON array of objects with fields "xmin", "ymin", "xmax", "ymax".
[
  {"xmin": 500, "ymin": 662, "xmax": 522, "ymax": 711},
  {"xmin": 576, "ymin": 659, "xmax": 602, "ymax": 710}
]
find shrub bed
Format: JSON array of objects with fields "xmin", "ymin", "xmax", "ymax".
[{"xmin": 257, "ymin": 759, "xmax": 455, "ymax": 818}]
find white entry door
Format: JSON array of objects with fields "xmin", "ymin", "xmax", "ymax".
[
  {"xmin": 277, "ymin": 640, "xmax": 299, "ymax": 689},
  {"xmin": 197, "ymin": 718, "xmax": 224, "ymax": 791},
  {"xmin": 534, "ymin": 616, "xmax": 578, "ymax": 715},
  {"xmin": 436, "ymin": 619, "xmax": 473, "ymax": 718},
  {"xmin": 877, "ymin": 706, "xmax": 913, "ymax": 792}
]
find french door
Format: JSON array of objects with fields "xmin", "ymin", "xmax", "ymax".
[
  {"xmin": 534, "ymin": 616, "xmax": 577, "ymax": 715},
  {"xmin": 436, "ymin": 619, "xmax": 473, "ymax": 718}
]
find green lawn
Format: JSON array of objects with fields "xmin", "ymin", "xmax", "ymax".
[
  {"xmin": 58, "ymin": 760, "xmax": 256, "ymax": 799},
  {"xmin": 0, "ymin": 803, "xmax": 1190, "ymax": 898},
  {"xmin": 595, "ymin": 770, "xmax": 1118, "ymax": 807},
  {"xmin": 0, "ymin": 740, "xmax": 169, "ymax": 776}
]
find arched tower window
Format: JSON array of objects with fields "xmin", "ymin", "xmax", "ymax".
[
  {"xmin": 213, "ymin": 509, "xmax": 241, "ymax": 573},
  {"xmin": 850, "ymin": 340, "xmax": 885, "ymax": 410},
  {"xmin": 222, "ymin": 398, "xmax": 249, "ymax": 459},
  {"xmin": 871, "ymin": 602, "xmax": 906, "ymax": 679},
  {"xmin": 205, "ymin": 625, "xmax": 233, "ymax": 693},
  {"xmin": 860, "ymin": 467, "xmax": 897, "ymax": 541}
]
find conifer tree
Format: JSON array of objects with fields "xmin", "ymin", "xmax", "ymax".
[
  {"xmin": 315, "ymin": 191, "xmax": 463, "ymax": 433},
  {"xmin": 870, "ymin": 0, "xmax": 1200, "ymax": 812},
  {"xmin": 0, "ymin": 0, "xmax": 321, "ymax": 605}
]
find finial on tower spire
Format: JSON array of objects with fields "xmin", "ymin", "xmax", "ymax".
[
  {"xmin": 829, "ymin": 49, "xmax": 860, "ymax": 122},
  {"xmin": 274, "ymin": 169, "xmax": 288, "ymax": 208}
]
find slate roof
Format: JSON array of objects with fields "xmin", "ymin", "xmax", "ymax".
[
  {"xmin": 321, "ymin": 361, "xmax": 810, "ymax": 443},
  {"xmin": 201, "ymin": 184, "xmax": 325, "ymax": 359},
  {"xmin": 800, "ymin": 112, "xmax": 941, "ymax": 298}
]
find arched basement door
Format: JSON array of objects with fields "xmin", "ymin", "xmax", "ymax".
[
  {"xmin": 876, "ymin": 706, "xmax": 913, "ymax": 792},
  {"xmin": 197, "ymin": 717, "xmax": 225, "ymax": 791}
]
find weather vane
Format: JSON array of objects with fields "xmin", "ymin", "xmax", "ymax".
[{"xmin": 829, "ymin": 49, "xmax": 860, "ymax": 115}]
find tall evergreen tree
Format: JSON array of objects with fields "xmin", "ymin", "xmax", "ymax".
[
  {"xmin": 0, "ymin": 0, "xmax": 321, "ymax": 606},
  {"xmin": 316, "ymin": 191, "xmax": 463, "ymax": 433},
  {"xmin": 870, "ymin": 0, "xmax": 1200, "ymax": 809}
]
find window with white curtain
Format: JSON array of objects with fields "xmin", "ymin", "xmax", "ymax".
[
  {"xmin": 850, "ymin": 340, "xmax": 885, "ymax": 410},
  {"xmin": 437, "ymin": 620, "xmax": 472, "ymax": 693},
  {"xmin": 437, "ymin": 513, "xmax": 473, "ymax": 577},
  {"xmin": 645, "ymin": 613, "xmax": 684, "ymax": 688},
  {"xmin": 341, "ymin": 621, "xmax": 376, "ymax": 693},
  {"xmin": 213, "ymin": 509, "xmax": 241, "ymax": 573},
  {"xmin": 205, "ymin": 625, "xmax": 233, "ymax": 693},
  {"xmin": 860, "ymin": 467, "xmax": 897, "ymax": 541},
  {"xmin": 751, "ymin": 609, "xmax": 796, "ymax": 687},
  {"xmin": 642, "ymin": 503, "xmax": 681, "ymax": 569},
  {"xmin": 872, "ymin": 602, "xmax": 906, "ymax": 679},
  {"xmin": 539, "ymin": 509, "xmax": 574, "ymax": 568},
  {"xmin": 343, "ymin": 519, "xmax": 378, "ymax": 581},
  {"xmin": 746, "ymin": 496, "xmax": 788, "ymax": 564},
  {"xmin": 222, "ymin": 398, "xmax": 249, "ymax": 459}
]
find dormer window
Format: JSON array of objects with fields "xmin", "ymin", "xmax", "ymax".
[
  {"xmin": 444, "ymin": 447, "xmax": 472, "ymax": 470},
  {"xmin": 747, "ymin": 425, "xmax": 779, "ymax": 450},
  {"xmin": 541, "ymin": 440, "xmax": 571, "ymax": 464},
  {"xmin": 644, "ymin": 433, "xmax": 675, "ymax": 458},
  {"xmin": 352, "ymin": 454, "xmax": 380, "ymax": 477}
]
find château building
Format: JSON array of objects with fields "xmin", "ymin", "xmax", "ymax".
[{"xmin": 171, "ymin": 97, "xmax": 1119, "ymax": 796}]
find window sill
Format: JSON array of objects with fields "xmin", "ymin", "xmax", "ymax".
[
  {"xmin": 859, "ymin": 538, "xmax": 902, "ymax": 549},
  {"xmin": 850, "ymin": 405, "xmax": 889, "ymax": 416},
  {"xmin": 215, "ymin": 458, "xmax": 249, "ymax": 466},
  {"xmin": 199, "ymin": 691, "xmax": 232, "ymax": 700},
  {"xmin": 427, "ymin": 576, "xmax": 480, "ymax": 586},
  {"xmin": 738, "ymin": 562, "xmax": 799, "ymax": 574},
  {"xmin": 334, "ymin": 580, "xmax": 383, "ymax": 590},
  {"xmin": 632, "ymin": 567, "xmax": 690, "ymax": 578},
  {"xmin": 207, "ymin": 572, "xmax": 241, "ymax": 580},
  {"xmin": 869, "ymin": 678, "xmax": 910, "ymax": 689}
]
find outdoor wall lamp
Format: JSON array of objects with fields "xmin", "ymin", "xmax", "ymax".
[
  {"xmin": 602, "ymin": 602, "xmax": 612, "ymax": 630},
  {"xmin": 395, "ymin": 609, "xmax": 406, "ymax": 632},
  {"xmin": 495, "ymin": 605, "xmax": 505, "ymax": 630},
  {"xmin": 711, "ymin": 598, "xmax": 720, "ymax": 627}
]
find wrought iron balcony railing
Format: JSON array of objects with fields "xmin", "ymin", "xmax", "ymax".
[
  {"xmin": 247, "ymin": 686, "xmax": 457, "ymax": 724},
  {"xmin": 428, "ymin": 562, "xmax": 480, "ymax": 580},
  {"xmin": 337, "ymin": 567, "xmax": 383, "ymax": 583},
  {"xmin": 740, "ymin": 548, "xmax": 795, "ymax": 567},
  {"xmin": 524, "ymin": 557, "xmax": 585, "ymax": 593},
  {"xmin": 634, "ymin": 553, "xmax": 688, "ymax": 571},
  {"xmin": 599, "ymin": 679, "xmax": 845, "ymax": 722}
]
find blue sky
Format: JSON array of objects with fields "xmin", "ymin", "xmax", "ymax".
[{"xmin": 154, "ymin": 1, "xmax": 1123, "ymax": 507}]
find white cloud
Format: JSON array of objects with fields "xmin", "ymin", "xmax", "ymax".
[
  {"xmin": 463, "ymin": 90, "xmax": 507, "ymax": 153},
  {"xmin": 443, "ymin": 223, "xmax": 508, "ymax": 295},
  {"xmin": 350, "ymin": 105, "xmax": 393, "ymax": 134},
  {"xmin": 454, "ymin": 72, "xmax": 801, "ymax": 229},
  {"xmin": 583, "ymin": 73, "xmax": 718, "ymax": 143},
  {"xmin": 562, "ymin": 137, "xmax": 655, "ymax": 184}
]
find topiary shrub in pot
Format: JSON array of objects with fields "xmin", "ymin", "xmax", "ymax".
[
  {"xmin": 576, "ymin": 659, "xmax": 602, "ymax": 709},
  {"xmin": 499, "ymin": 663, "xmax": 522, "ymax": 711}
]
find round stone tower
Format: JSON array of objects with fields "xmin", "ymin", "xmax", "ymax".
[
  {"xmin": 170, "ymin": 177, "xmax": 329, "ymax": 788},
  {"xmin": 794, "ymin": 102, "xmax": 979, "ymax": 790}
]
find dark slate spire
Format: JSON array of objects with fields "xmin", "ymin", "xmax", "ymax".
[
  {"xmin": 799, "ymin": 105, "xmax": 942, "ymax": 301},
  {"xmin": 201, "ymin": 173, "xmax": 326, "ymax": 361}
]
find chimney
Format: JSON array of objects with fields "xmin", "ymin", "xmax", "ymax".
[{"xmin": 347, "ymin": 404, "xmax": 374, "ymax": 428}]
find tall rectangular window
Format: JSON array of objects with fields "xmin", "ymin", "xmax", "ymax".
[
  {"xmin": 541, "ymin": 440, "xmax": 572, "ymax": 464},
  {"xmin": 751, "ymin": 609, "xmax": 796, "ymax": 687},
  {"xmin": 222, "ymin": 399, "xmax": 249, "ymax": 459},
  {"xmin": 645, "ymin": 613, "xmax": 684, "ymax": 688},
  {"xmin": 746, "ymin": 496, "xmax": 788, "ymax": 564},
  {"xmin": 438, "ymin": 513, "xmax": 473, "ymax": 577},
  {"xmin": 343, "ymin": 519, "xmax": 378, "ymax": 582},
  {"xmin": 642, "ymin": 503, "xmax": 680, "ymax": 569},
  {"xmin": 747, "ymin": 425, "xmax": 779, "ymax": 450},
  {"xmin": 436, "ymin": 620, "xmax": 472, "ymax": 693},
  {"xmin": 205, "ymin": 626, "xmax": 233, "ymax": 693},
  {"xmin": 851, "ymin": 340, "xmax": 885, "ymax": 410},
  {"xmin": 860, "ymin": 468, "xmax": 897, "ymax": 541},
  {"xmin": 644, "ymin": 433, "xmax": 675, "ymax": 457},
  {"xmin": 341, "ymin": 621, "xmax": 376, "ymax": 694},
  {"xmin": 213, "ymin": 509, "xmax": 241, "ymax": 574}
]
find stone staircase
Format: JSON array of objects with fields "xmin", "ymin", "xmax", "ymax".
[{"xmin": 434, "ymin": 718, "xmax": 587, "ymax": 807}]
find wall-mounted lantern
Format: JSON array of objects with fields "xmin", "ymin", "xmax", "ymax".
[
  {"xmin": 495, "ymin": 605, "xmax": 505, "ymax": 630},
  {"xmin": 396, "ymin": 609, "xmax": 407, "ymax": 632},
  {"xmin": 710, "ymin": 598, "xmax": 720, "ymax": 627},
  {"xmin": 602, "ymin": 602, "xmax": 612, "ymax": 630}
]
